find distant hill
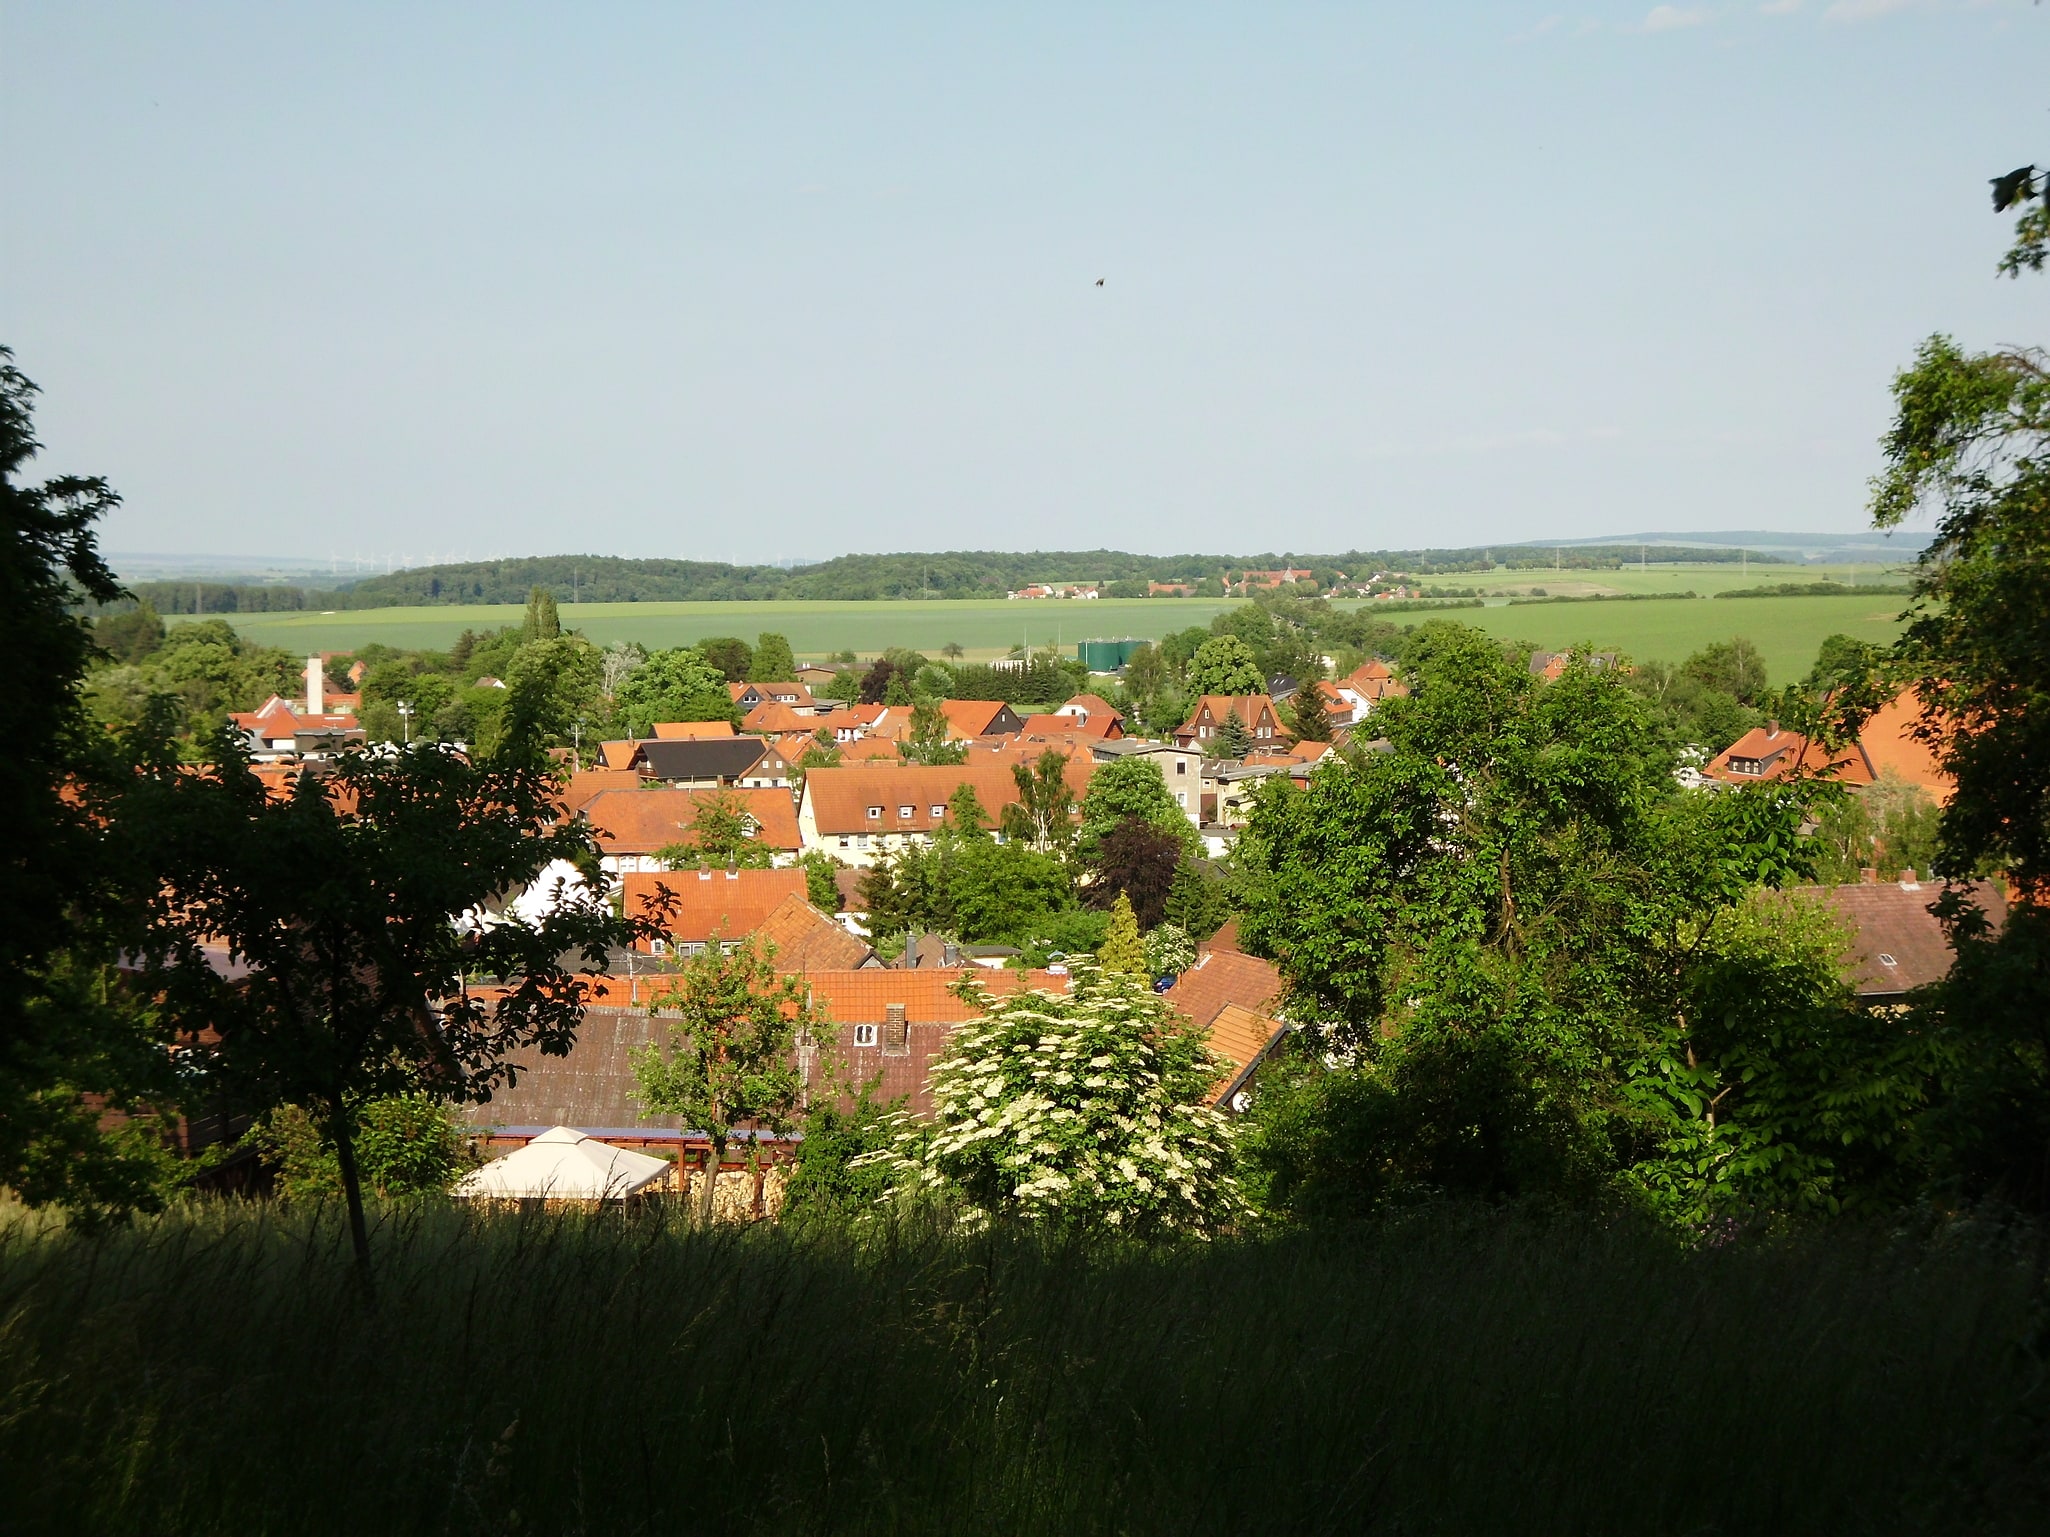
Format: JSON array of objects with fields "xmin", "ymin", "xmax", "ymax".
[{"xmin": 108, "ymin": 539, "xmax": 1840, "ymax": 613}]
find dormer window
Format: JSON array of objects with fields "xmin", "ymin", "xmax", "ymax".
[
  {"xmin": 867, "ymin": 806, "xmax": 881, "ymax": 820},
  {"xmin": 898, "ymin": 805, "xmax": 914, "ymax": 818},
  {"xmin": 853, "ymin": 1023, "xmax": 878, "ymax": 1047},
  {"xmin": 931, "ymin": 805, "xmax": 946, "ymax": 818}
]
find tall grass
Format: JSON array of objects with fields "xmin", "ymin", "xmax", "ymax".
[{"xmin": 2, "ymin": 1199, "xmax": 2044, "ymax": 1535}]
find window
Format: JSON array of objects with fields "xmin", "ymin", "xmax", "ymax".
[
  {"xmin": 1877, "ymin": 953, "xmax": 1899, "ymax": 968},
  {"xmin": 1176, "ymin": 791, "xmax": 1187, "ymax": 807},
  {"xmin": 853, "ymin": 1023, "xmax": 878, "ymax": 1047},
  {"xmin": 839, "ymin": 835, "xmax": 851, "ymax": 848},
  {"xmin": 1176, "ymin": 760, "xmax": 1187, "ymax": 774},
  {"xmin": 680, "ymin": 941, "xmax": 708, "ymax": 958},
  {"xmin": 867, "ymin": 806, "xmax": 881, "ymax": 819},
  {"xmin": 899, "ymin": 805, "xmax": 914, "ymax": 818},
  {"xmin": 649, "ymin": 938, "xmax": 668, "ymax": 956},
  {"xmin": 931, "ymin": 805, "xmax": 946, "ymax": 818}
]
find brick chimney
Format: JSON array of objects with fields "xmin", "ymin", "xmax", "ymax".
[
  {"xmin": 882, "ymin": 1002, "xmax": 909, "ymax": 1057},
  {"xmin": 1860, "ymin": 867, "xmax": 1878, "ymax": 884},
  {"xmin": 305, "ymin": 655, "xmax": 323, "ymax": 717}
]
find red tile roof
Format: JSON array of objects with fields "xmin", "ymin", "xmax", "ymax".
[
  {"xmin": 802, "ymin": 760, "xmax": 1095, "ymax": 836},
  {"xmin": 753, "ymin": 892, "xmax": 875, "ymax": 971},
  {"xmin": 651, "ymin": 720, "xmax": 738, "ymax": 739},
  {"xmin": 622, "ymin": 868, "xmax": 809, "ymax": 947},
  {"xmin": 1164, "ymin": 947, "xmax": 1283, "ymax": 1030},
  {"xmin": 1205, "ymin": 1002, "xmax": 1290, "ymax": 1105},
  {"xmin": 1786, "ymin": 878, "xmax": 2007, "ymax": 997},
  {"xmin": 1705, "ymin": 724, "xmax": 1874, "ymax": 787},
  {"xmin": 742, "ymin": 701, "xmax": 819, "ymax": 735},
  {"xmin": 580, "ymin": 787, "xmax": 802, "ymax": 855},
  {"xmin": 561, "ymin": 769, "xmax": 644, "ymax": 815}
]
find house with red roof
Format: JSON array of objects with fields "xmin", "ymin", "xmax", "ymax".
[
  {"xmin": 798, "ymin": 760, "xmax": 1095, "ymax": 865},
  {"xmin": 579, "ymin": 786, "xmax": 803, "ymax": 875},
  {"xmin": 1049, "ymin": 694, "xmax": 1126, "ymax": 738},
  {"xmin": 1173, "ymin": 695, "xmax": 1286, "ymax": 751}
]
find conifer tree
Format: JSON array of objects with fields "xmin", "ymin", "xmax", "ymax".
[
  {"xmin": 1098, "ymin": 893, "xmax": 1146, "ymax": 975},
  {"xmin": 522, "ymin": 585, "xmax": 560, "ymax": 641}
]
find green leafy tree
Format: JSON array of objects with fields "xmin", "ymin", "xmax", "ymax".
[
  {"xmin": 859, "ymin": 966, "xmax": 1245, "ymax": 1234},
  {"xmin": 899, "ymin": 697, "xmax": 967, "ymax": 765},
  {"xmin": 947, "ymin": 781, "xmax": 991, "ymax": 833},
  {"xmin": 698, "ymin": 636, "xmax": 753, "ymax": 682},
  {"xmin": 911, "ymin": 663, "xmax": 955, "ymax": 700},
  {"xmin": 752, "ymin": 632, "xmax": 796, "ymax": 681},
  {"xmin": 1002, "ymin": 748, "xmax": 1078, "ymax": 856},
  {"xmin": 614, "ymin": 646, "xmax": 733, "ymax": 736},
  {"xmin": 1186, "ymin": 635, "xmax": 1265, "ymax": 697},
  {"xmin": 654, "ymin": 788, "xmax": 777, "ymax": 869},
  {"xmin": 1078, "ymin": 754, "xmax": 1198, "ymax": 859},
  {"xmin": 1097, "ymin": 894, "xmax": 1146, "ymax": 975},
  {"xmin": 500, "ymin": 635, "xmax": 603, "ymax": 749},
  {"xmin": 781, "ymin": 1086, "xmax": 902, "ymax": 1223},
  {"xmin": 116, "ymin": 728, "xmax": 636, "ymax": 1286},
  {"xmin": 243, "ymin": 1093, "xmax": 476, "ymax": 1202},
  {"xmin": 94, "ymin": 600, "xmax": 165, "ymax": 664},
  {"xmin": 1121, "ymin": 641, "xmax": 1169, "ymax": 713},
  {"xmin": 1681, "ymin": 638, "xmax": 1769, "ymax": 708},
  {"xmin": 799, "ymin": 850, "xmax": 845, "ymax": 911},
  {"xmin": 632, "ymin": 935, "xmax": 821, "ymax": 1225},
  {"xmin": 1239, "ymin": 624, "xmax": 1842, "ymax": 1214},
  {"xmin": 0, "ymin": 350, "xmax": 178, "ymax": 1221},
  {"xmin": 940, "ymin": 641, "xmax": 965, "ymax": 663},
  {"xmin": 858, "ymin": 831, "xmax": 1077, "ymax": 947},
  {"xmin": 521, "ymin": 585, "xmax": 560, "ymax": 642}
]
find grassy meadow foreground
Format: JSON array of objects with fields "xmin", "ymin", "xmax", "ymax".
[
  {"xmin": 176, "ymin": 579, "xmax": 1910, "ymax": 683},
  {"xmin": 3, "ymin": 1200, "xmax": 2045, "ymax": 1537}
]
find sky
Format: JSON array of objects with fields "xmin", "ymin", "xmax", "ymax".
[{"xmin": 3, "ymin": 2, "xmax": 2043, "ymax": 567}]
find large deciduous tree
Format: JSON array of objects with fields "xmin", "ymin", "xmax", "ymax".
[
  {"xmin": 1185, "ymin": 635, "xmax": 1265, "ymax": 697},
  {"xmin": 1238, "ymin": 624, "xmax": 1894, "ymax": 1219},
  {"xmin": 117, "ymin": 727, "xmax": 637, "ymax": 1285},
  {"xmin": 752, "ymin": 632, "xmax": 796, "ymax": 681},
  {"xmin": 614, "ymin": 646, "xmax": 733, "ymax": 735}
]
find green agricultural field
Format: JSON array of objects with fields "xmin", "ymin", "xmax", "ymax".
[
  {"xmin": 1446, "ymin": 560, "xmax": 1913, "ymax": 598},
  {"xmin": 1454, "ymin": 592, "xmax": 1910, "ymax": 683},
  {"xmin": 174, "ymin": 589, "xmax": 1912, "ymax": 684}
]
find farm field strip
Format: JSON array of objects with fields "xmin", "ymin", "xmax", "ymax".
[{"xmin": 173, "ymin": 591, "xmax": 1912, "ymax": 683}]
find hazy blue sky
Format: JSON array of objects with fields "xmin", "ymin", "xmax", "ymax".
[{"xmin": 3, "ymin": 2, "xmax": 2042, "ymax": 565}]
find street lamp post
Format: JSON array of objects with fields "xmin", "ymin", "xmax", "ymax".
[{"xmin": 397, "ymin": 700, "xmax": 415, "ymax": 747}]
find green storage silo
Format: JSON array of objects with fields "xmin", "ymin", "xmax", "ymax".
[{"xmin": 1077, "ymin": 637, "xmax": 1144, "ymax": 672}]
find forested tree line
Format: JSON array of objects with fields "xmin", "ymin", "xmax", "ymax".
[{"xmin": 95, "ymin": 541, "xmax": 1792, "ymax": 613}]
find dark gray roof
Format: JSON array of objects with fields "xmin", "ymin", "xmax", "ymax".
[{"xmin": 632, "ymin": 738, "xmax": 770, "ymax": 781}]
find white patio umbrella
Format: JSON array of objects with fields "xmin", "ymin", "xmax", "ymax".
[{"xmin": 455, "ymin": 1126, "xmax": 672, "ymax": 1201}]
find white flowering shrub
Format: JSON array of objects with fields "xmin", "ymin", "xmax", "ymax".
[
  {"xmin": 861, "ymin": 964, "xmax": 1247, "ymax": 1234},
  {"xmin": 1144, "ymin": 922, "xmax": 1197, "ymax": 979}
]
